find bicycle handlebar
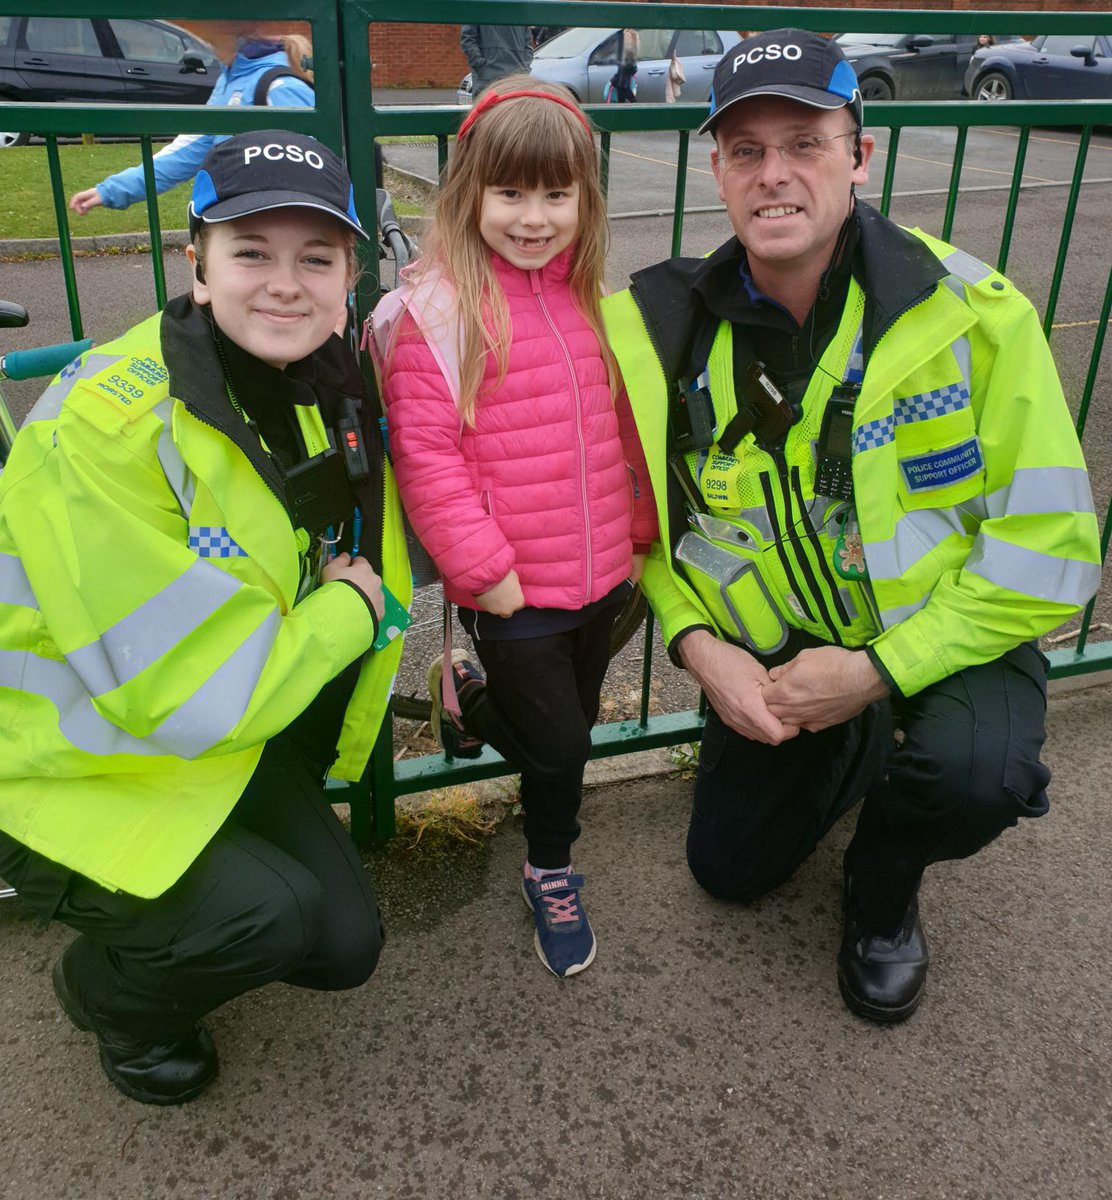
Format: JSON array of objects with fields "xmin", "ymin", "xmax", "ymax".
[{"xmin": 1, "ymin": 339, "xmax": 94, "ymax": 381}]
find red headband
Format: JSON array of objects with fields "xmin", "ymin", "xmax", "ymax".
[{"xmin": 456, "ymin": 88, "xmax": 592, "ymax": 141}]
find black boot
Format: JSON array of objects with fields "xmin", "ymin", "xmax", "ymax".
[
  {"xmin": 53, "ymin": 949, "xmax": 218, "ymax": 1106},
  {"xmin": 837, "ymin": 870, "xmax": 929, "ymax": 1024}
]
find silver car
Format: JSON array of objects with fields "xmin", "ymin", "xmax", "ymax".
[{"xmin": 457, "ymin": 25, "xmax": 741, "ymax": 106}]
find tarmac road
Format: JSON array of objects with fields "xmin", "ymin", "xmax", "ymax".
[{"xmin": 1, "ymin": 679, "xmax": 1110, "ymax": 1198}]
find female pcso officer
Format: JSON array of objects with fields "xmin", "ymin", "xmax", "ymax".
[{"xmin": 0, "ymin": 130, "xmax": 411, "ymax": 1106}]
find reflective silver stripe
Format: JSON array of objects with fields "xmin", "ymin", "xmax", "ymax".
[
  {"xmin": 941, "ymin": 249, "xmax": 994, "ymax": 286},
  {"xmin": 150, "ymin": 609, "xmax": 281, "ymax": 758},
  {"xmin": 65, "ymin": 558, "xmax": 242, "ymax": 696},
  {"xmin": 0, "ymin": 606, "xmax": 281, "ymax": 759},
  {"xmin": 865, "ymin": 507, "xmax": 970, "ymax": 580},
  {"xmin": 838, "ymin": 588, "xmax": 858, "ymax": 621},
  {"xmin": 0, "ymin": 648, "xmax": 162, "ymax": 758},
  {"xmin": 688, "ymin": 509, "xmax": 773, "ymax": 546},
  {"xmin": 21, "ymin": 353, "xmax": 125, "ymax": 426},
  {"xmin": 965, "ymin": 533, "xmax": 1102, "ymax": 606},
  {"xmin": 951, "ymin": 335, "xmax": 971, "ymax": 386},
  {"xmin": 152, "ymin": 398, "xmax": 196, "ymax": 515},
  {"xmin": 689, "ymin": 503, "xmax": 777, "ymax": 544},
  {"xmin": 0, "ymin": 553, "xmax": 35, "ymax": 609},
  {"xmin": 879, "ymin": 596, "xmax": 928, "ymax": 629},
  {"xmin": 985, "ymin": 466, "xmax": 1095, "ymax": 520}
]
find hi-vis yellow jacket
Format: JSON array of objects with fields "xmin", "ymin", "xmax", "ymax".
[
  {"xmin": 0, "ymin": 301, "xmax": 410, "ymax": 898},
  {"xmin": 602, "ymin": 208, "xmax": 1100, "ymax": 699}
]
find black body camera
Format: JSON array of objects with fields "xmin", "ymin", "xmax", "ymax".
[
  {"xmin": 671, "ymin": 379, "xmax": 717, "ymax": 455},
  {"xmin": 284, "ymin": 448, "xmax": 353, "ymax": 534}
]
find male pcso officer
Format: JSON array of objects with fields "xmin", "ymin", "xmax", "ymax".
[{"xmin": 602, "ymin": 31, "xmax": 1100, "ymax": 1021}]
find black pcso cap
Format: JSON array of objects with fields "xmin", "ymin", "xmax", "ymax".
[
  {"xmin": 188, "ymin": 130, "xmax": 367, "ymax": 241},
  {"xmin": 700, "ymin": 29, "xmax": 863, "ymax": 136}
]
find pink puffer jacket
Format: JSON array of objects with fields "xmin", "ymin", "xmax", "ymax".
[{"xmin": 377, "ymin": 249, "xmax": 657, "ymax": 610}]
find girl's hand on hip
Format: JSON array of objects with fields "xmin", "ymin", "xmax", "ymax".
[
  {"xmin": 630, "ymin": 553, "xmax": 647, "ymax": 585},
  {"xmin": 476, "ymin": 570, "xmax": 525, "ymax": 618},
  {"xmin": 323, "ymin": 553, "xmax": 385, "ymax": 619}
]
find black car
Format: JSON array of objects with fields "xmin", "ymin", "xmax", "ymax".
[
  {"xmin": 965, "ymin": 34, "xmax": 1112, "ymax": 102},
  {"xmin": 835, "ymin": 32, "xmax": 1023, "ymax": 101},
  {"xmin": 0, "ymin": 16, "xmax": 219, "ymax": 147}
]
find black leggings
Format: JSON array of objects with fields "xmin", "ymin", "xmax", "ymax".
[
  {"xmin": 460, "ymin": 604, "xmax": 617, "ymax": 869},
  {"xmin": 0, "ymin": 733, "xmax": 383, "ymax": 1040},
  {"xmin": 686, "ymin": 643, "xmax": 1051, "ymax": 931}
]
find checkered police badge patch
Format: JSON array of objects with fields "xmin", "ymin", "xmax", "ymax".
[{"xmin": 189, "ymin": 526, "xmax": 247, "ymax": 558}]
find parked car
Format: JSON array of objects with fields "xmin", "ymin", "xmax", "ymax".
[
  {"xmin": 835, "ymin": 32, "xmax": 1023, "ymax": 101},
  {"xmin": 965, "ymin": 34, "xmax": 1112, "ymax": 102},
  {"xmin": 0, "ymin": 16, "xmax": 219, "ymax": 148},
  {"xmin": 457, "ymin": 25, "xmax": 741, "ymax": 106}
]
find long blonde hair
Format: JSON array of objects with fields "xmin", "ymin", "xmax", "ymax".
[{"xmin": 415, "ymin": 74, "xmax": 617, "ymax": 425}]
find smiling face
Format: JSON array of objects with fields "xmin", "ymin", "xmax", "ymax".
[
  {"xmin": 711, "ymin": 95, "xmax": 873, "ymax": 285},
  {"xmin": 478, "ymin": 182, "xmax": 581, "ymax": 270},
  {"xmin": 188, "ymin": 208, "xmax": 352, "ymax": 369}
]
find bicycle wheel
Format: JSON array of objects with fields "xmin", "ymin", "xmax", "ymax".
[{"xmin": 388, "ymin": 583, "xmax": 648, "ymax": 724}]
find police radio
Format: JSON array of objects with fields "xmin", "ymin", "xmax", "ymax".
[{"xmin": 814, "ymin": 385, "xmax": 859, "ymax": 501}]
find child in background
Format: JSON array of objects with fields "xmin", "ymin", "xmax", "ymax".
[
  {"xmin": 373, "ymin": 76, "xmax": 657, "ymax": 978},
  {"xmin": 69, "ymin": 23, "xmax": 315, "ymax": 217},
  {"xmin": 610, "ymin": 28, "xmax": 640, "ymax": 103}
]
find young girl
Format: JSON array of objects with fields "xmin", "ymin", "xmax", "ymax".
[{"xmin": 373, "ymin": 75, "xmax": 657, "ymax": 979}]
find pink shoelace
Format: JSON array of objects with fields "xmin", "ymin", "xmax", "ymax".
[{"xmin": 539, "ymin": 886, "xmax": 580, "ymax": 925}]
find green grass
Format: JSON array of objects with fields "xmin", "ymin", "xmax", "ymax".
[
  {"xmin": 0, "ymin": 144, "xmax": 196, "ymax": 240},
  {"xmin": 0, "ymin": 142, "xmax": 424, "ymax": 242}
]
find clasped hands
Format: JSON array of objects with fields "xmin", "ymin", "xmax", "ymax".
[{"xmin": 680, "ymin": 632, "xmax": 889, "ymax": 745}]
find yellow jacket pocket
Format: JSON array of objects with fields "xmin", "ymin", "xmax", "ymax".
[{"xmin": 675, "ymin": 532, "xmax": 789, "ymax": 653}]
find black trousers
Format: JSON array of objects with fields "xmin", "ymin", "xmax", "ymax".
[
  {"xmin": 460, "ymin": 605, "xmax": 616, "ymax": 869},
  {"xmin": 0, "ymin": 734, "xmax": 384, "ymax": 1041},
  {"xmin": 686, "ymin": 643, "xmax": 1052, "ymax": 932}
]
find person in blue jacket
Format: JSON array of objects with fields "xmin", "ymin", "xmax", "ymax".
[{"xmin": 68, "ymin": 25, "xmax": 314, "ymax": 217}]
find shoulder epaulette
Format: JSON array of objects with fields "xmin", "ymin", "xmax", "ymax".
[{"xmin": 73, "ymin": 314, "xmax": 170, "ymax": 423}]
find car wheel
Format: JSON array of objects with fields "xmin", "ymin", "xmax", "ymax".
[
  {"xmin": 974, "ymin": 72, "xmax": 1012, "ymax": 102},
  {"xmin": 0, "ymin": 130, "xmax": 30, "ymax": 149},
  {"xmin": 859, "ymin": 75, "xmax": 893, "ymax": 102}
]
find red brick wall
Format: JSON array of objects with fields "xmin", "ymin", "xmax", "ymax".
[{"xmin": 369, "ymin": 23, "xmax": 470, "ymax": 88}]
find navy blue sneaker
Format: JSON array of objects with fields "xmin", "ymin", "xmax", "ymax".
[
  {"xmin": 427, "ymin": 650, "xmax": 485, "ymax": 759},
  {"xmin": 521, "ymin": 868, "xmax": 597, "ymax": 978}
]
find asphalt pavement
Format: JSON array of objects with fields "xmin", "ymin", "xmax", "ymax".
[{"xmin": 1, "ymin": 675, "xmax": 1110, "ymax": 1199}]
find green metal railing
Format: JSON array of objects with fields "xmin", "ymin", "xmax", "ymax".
[{"xmin": 3, "ymin": 2, "xmax": 1110, "ymax": 840}]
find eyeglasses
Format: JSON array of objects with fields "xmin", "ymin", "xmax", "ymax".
[{"xmin": 719, "ymin": 131, "xmax": 857, "ymax": 171}]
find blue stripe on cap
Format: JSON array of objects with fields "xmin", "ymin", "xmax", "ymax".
[
  {"xmin": 191, "ymin": 169, "xmax": 219, "ymax": 218},
  {"xmin": 346, "ymin": 183, "xmax": 363, "ymax": 232},
  {"xmin": 828, "ymin": 61, "xmax": 860, "ymax": 107}
]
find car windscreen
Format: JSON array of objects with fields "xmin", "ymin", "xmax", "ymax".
[{"xmin": 534, "ymin": 27, "xmax": 608, "ymax": 59}]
